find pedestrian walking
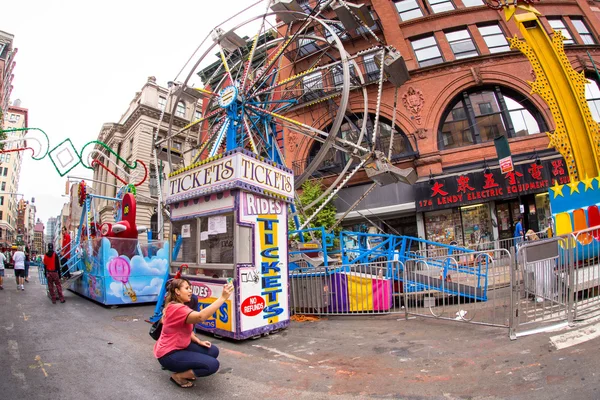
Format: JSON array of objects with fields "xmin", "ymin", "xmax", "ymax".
[
  {"xmin": 24, "ymin": 247, "xmax": 31, "ymax": 283},
  {"xmin": 0, "ymin": 250, "xmax": 6, "ymax": 290},
  {"xmin": 12, "ymin": 246, "xmax": 26, "ymax": 291},
  {"xmin": 43, "ymin": 243, "xmax": 65, "ymax": 304},
  {"xmin": 514, "ymin": 214, "xmax": 524, "ymax": 252},
  {"xmin": 154, "ymin": 278, "xmax": 233, "ymax": 388}
]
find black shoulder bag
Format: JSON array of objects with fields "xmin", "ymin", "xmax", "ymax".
[{"xmin": 149, "ymin": 320, "xmax": 163, "ymax": 341}]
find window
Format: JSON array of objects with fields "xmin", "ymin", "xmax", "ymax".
[
  {"xmin": 479, "ymin": 102, "xmax": 493, "ymax": 115},
  {"xmin": 200, "ymin": 214, "xmax": 234, "ymax": 264},
  {"xmin": 411, "ymin": 36, "xmax": 444, "ymax": 67},
  {"xmin": 174, "ymin": 141, "xmax": 182, "ymax": 151},
  {"xmin": 149, "ymin": 164, "xmax": 159, "ymax": 197},
  {"xmin": 302, "ymin": 71, "xmax": 324, "ymax": 101},
  {"xmin": 355, "ymin": 11, "xmax": 379, "ymax": 36},
  {"xmin": 298, "ymin": 0, "xmax": 312, "ymax": 13},
  {"xmin": 0, "ymin": 196, "xmax": 3, "ymax": 206},
  {"xmin": 1, "ymin": 182, "xmax": 5, "ymax": 191},
  {"xmin": 194, "ymin": 110, "xmax": 202, "ymax": 120},
  {"xmin": 547, "ymin": 18, "xmax": 574, "ymax": 44},
  {"xmin": 427, "ymin": 0, "xmax": 454, "ymax": 13},
  {"xmin": 363, "ymin": 54, "xmax": 380, "ymax": 81},
  {"xmin": 438, "ymin": 86, "xmax": 546, "ymax": 150},
  {"xmin": 176, "ymin": 101, "xmax": 186, "ymax": 117},
  {"xmin": 462, "ymin": 0, "xmax": 483, "ymax": 6},
  {"xmin": 129, "ymin": 137, "xmax": 134, "ymax": 157},
  {"xmin": 478, "ymin": 24, "xmax": 510, "ymax": 53},
  {"xmin": 116, "ymin": 143, "xmax": 122, "ymax": 165},
  {"xmin": 571, "ymin": 18, "xmax": 595, "ymax": 45},
  {"xmin": 395, "ymin": 0, "xmax": 423, "ymax": 21},
  {"xmin": 9, "ymin": 114, "xmax": 16, "ymax": 122},
  {"xmin": 585, "ymin": 77, "xmax": 600, "ymax": 123},
  {"xmin": 158, "ymin": 96, "xmax": 167, "ymax": 111},
  {"xmin": 0, "ymin": 211, "xmax": 3, "ymax": 221},
  {"xmin": 325, "ymin": 21, "xmax": 350, "ymax": 43},
  {"xmin": 2, "ymin": 167, "xmax": 7, "ymax": 176},
  {"xmin": 298, "ymin": 28, "xmax": 319, "ymax": 56},
  {"xmin": 445, "ymin": 29, "xmax": 478, "ymax": 59},
  {"xmin": 332, "ymin": 64, "xmax": 357, "ymax": 88}
]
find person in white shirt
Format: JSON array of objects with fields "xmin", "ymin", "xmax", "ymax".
[
  {"xmin": 0, "ymin": 251, "xmax": 6, "ymax": 290},
  {"xmin": 13, "ymin": 247, "xmax": 26, "ymax": 291}
]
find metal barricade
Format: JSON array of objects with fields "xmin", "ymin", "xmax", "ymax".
[
  {"xmin": 403, "ymin": 248, "xmax": 512, "ymax": 328},
  {"xmin": 289, "ymin": 260, "xmax": 404, "ymax": 316},
  {"xmin": 510, "ymin": 236, "xmax": 573, "ymax": 338}
]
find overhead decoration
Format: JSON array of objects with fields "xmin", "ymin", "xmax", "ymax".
[
  {"xmin": 78, "ymin": 180, "xmax": 87, "ymax": 207},
  {"xmin": 0, "ymin": 129, "xmax": 148, "ymax": 186}
]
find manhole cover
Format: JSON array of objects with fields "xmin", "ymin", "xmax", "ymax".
[{"xmin": 112, "ymin": 315, "xmax": 141, "ymax": 322}]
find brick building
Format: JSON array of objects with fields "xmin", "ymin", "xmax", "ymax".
[{"xmin": 282, "ymin": 0, "xmax": 600, "ymax": 247}]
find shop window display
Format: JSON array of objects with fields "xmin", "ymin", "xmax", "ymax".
[
  {"xmin": 535, "ymin": 193, "xmax": 552, "ymax": 234},
  {"xmin": 460, "ymin": 204, "xmax": 492, "ymax": 247},
  {"xmin": 424, "ymin": 208, "xmax": 463, "ymax": 245}
]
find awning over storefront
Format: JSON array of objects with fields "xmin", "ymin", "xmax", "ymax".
[{"xmin": 333, "ymin": 181, "xmax": 416, "ymax": 220}]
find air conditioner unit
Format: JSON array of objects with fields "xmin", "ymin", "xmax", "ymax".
[
  {"xmin": 375, "ymin": 47, "xmax": 410, "ymax": 88},
  {"xmin": 270, "ymin": 0, "xmax": 305, "ymax": 24},
  {"xmin": 332, "ymin": 2, "xmax": 374, "ymax": 31}
]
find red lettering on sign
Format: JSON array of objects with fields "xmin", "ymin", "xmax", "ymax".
[
  {"xmin": 456, "ymin": 175, "xmax": 475, "ymax": 193},
  {"xmin": 528, "ymin": 163, "xmax": 543, "ymax": 180},
  {"xmin": 483, "ymin": 173, "xmax": 499, "ymax": 189},
  {"xmin": 431, "ymin": 182, "xmax": 448, "ymax": 197},
  {"xmin": 505, "ymin": 170, "xmax": 524, "ymax": 185},
  {"xmin": 551, "ymin": 159, "xmax": 565, "ymax": 176},
  {"xmin": 241, "ymin": 296, "xmax": 265, "ymax": 317}
]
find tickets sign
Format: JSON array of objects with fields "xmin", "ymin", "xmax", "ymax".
[{"xmin": 166, "ymin": 151, "xmax": 293, "ymax": 203}]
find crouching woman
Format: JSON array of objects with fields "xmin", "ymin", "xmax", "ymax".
[{"xmin": 154, "ymin": 278, "xmax": 233, "ymax": 388}]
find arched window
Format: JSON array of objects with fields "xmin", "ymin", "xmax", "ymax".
[
  {"xmin": 585, "ymin": 75, "xmax": 600, "ymax": 122},
  {"xmin": 438, "ymin": 86, "xmax": 547, "ymax": 150},
  {"xmin": 300, "ymin": 113, "xmax": 416, "ymax": 176},
  {"xmin": 176, "ymin": 101, "xmax": 186, "ymax": 118}
]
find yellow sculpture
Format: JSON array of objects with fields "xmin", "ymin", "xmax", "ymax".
[{"xmin": 499, "ymin": 2, "xmax": 600, "ymax": 182}]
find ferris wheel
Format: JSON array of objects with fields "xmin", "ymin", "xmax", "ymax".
[{"xmin": 156, "ymin": 0, "xmax": 416, "ymax": 234}]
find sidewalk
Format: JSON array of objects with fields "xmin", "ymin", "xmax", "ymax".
[{"xmin": 0, "ymin": 267, "xmax": 598, "ymax": 400}]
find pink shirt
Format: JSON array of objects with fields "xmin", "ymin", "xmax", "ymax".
[{"xmin": 153, "ymin": 303, "xmax": 194, "ymax": 359}]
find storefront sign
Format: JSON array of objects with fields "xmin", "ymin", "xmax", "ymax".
[
  {"xmin": 416, "ymin": 158, "xmax": 570, "ymax": 212},
  {"xmin": 166, "ymin": 152, "xmax": 293, "ymax": 202}
]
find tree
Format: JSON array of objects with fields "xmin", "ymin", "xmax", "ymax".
[{"xmin": 290, "ymin": 179, "xmax": 340, "ymax": 244}]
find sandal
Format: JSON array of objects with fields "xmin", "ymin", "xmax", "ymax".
[{"xmin": 170, "ymin": 377, "xmax": 194, "ymax": 388}]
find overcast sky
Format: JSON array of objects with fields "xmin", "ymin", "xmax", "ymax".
[{"xmin": 4, "ymin": 0, "xmax": 268, "ymax": 226}]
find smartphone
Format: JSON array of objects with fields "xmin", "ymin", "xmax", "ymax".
[{"xmin": 227, "ymin": 277, "xmax": 233, "ymax": 285}]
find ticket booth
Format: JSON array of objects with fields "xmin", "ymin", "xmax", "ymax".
[{"xmin": 165, "ymin": 148, "xmax": 293, "ymax": 340}]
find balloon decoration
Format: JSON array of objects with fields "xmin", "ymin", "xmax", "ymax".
[{"xmin": 107, "ymin": 256, "xmax": 137, "ymax": 302}]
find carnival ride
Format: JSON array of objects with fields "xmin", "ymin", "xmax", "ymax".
[
  {"xmin": 2, "ymin": 0, "xmax": 598, "ymax": 319},
  {"xmin": 148, "ymin": 0, "xmax": 486, "ymax": 330}
]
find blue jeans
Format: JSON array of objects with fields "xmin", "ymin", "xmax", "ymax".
[
  {"xmin": 158, "ymin": 342, "xmax": 220, "ymax": 377},
  {"xmin": 24, "ymin": 261, "xmax": 30, "ymax": 278}
]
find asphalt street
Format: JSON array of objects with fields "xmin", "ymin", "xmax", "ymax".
[{"xmin": 1, "ymin": 267, "xmax": 599, "ymax": 400}]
